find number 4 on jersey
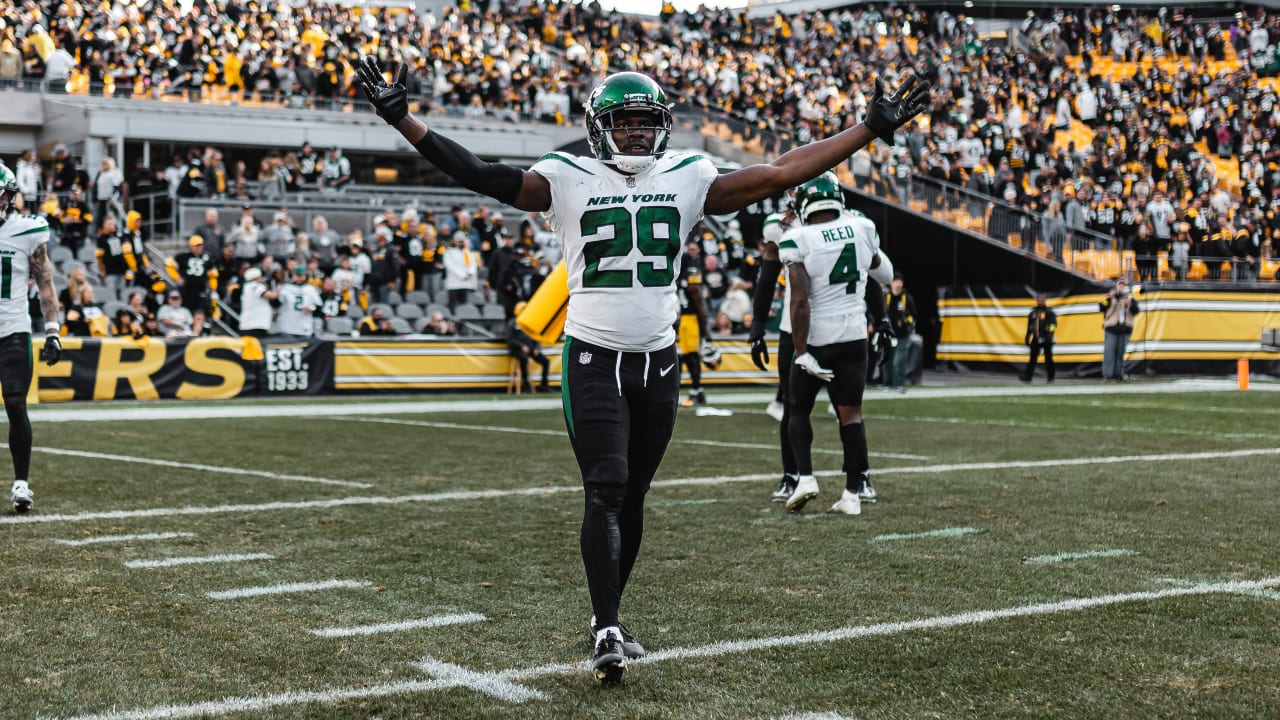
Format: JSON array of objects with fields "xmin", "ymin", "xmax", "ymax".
[{"xmin": 828, "ymin": 244, "xmax": 860, "ymax": 294}]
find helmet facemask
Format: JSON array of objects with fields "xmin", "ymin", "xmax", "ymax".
[
  {"xmin": 797, "ymin": 172, "xmax": 846, "ymax": 222},
  {"xmin": 585, "ymin": 73, "xmax": 673, "ymax": 174}
]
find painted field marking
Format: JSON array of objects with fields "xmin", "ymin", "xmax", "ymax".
[
  {"xmin": 1023, "ymin": 549, "xmax": 1136, "ymax": 565},
  {"xmin": 960, "ymin": 396, "xmax": 1280, "ymax": 417},
  {"xmin": 1155, "ymin": 577, "xmax": 1280, "ymax": 602},
  {"xmin": 56, "ymin": 532, "xmax": 196, "ymax": 546},
  {"xmin": 873, "ymin": 527, "xmax": 983, "ymax": 542},
  {"xmin": 56, "ymin": 576, "xmax": 1280, "ymax": 720},
  {"xmin": 125, "ymin": 553, "xmax": 274, "ymax": 569},
  {"xmin": 412, "ymin": 657, "xmax": 545, "ymax": 702},
  {"xmin": 7, "ymin": 447, "xmax": 1280, "ymax": 527},
  {"xmin": 351, "ymin": 416, "xmax": 923, "ymax": 459},
  {"xmin": 874, "ymin": 413, "xmax": 1276, "ymax": 441},
  {"xmin": 0, "ymin": 443, "xmax": 368, "ymax": 489},
  {"xmin": 649, "ymin": 498, "xmax": 719, "ymax": 507},
  {"xmin": 773, "ymin": 713, "xmax": 852, "ymax": 720},
  {"xmin": 310, "ymin": 614, "xmax": 487, "ymax": 638},
  {"xmin": 205, "ymin": 579, "xmax": 371, "ymax": 600}
]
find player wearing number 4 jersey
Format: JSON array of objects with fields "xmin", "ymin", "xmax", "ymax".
[
  {"xmin": 358, "ymin": 53, "xmax": 932, "ymax": 685},
  {"xmin": 0, "ymin": 164, "xmax": 63, "ymax": 513},
  {"xmin": 778, "ymin": 172, "xmax": 886, "ymax": 516}
]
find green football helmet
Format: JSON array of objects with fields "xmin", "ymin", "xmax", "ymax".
[
  {"xmin": 796, "ymin": 171, "xmax": 846, "ymax": 221},
  {"xmin": 584, "ymin": 72, "xmax": 673, "ymax": 173},
  {"xmin": 0, "ymin": 163, "xmax": 17, "ymax": 219}
]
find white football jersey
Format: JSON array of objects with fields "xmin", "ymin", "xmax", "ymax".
[
  {"xmin": 531, "ymin": 150, "xmax": 718, "ymax": 351},
  {"xmin": 777, "ymin": 210, "xmax": 880, "ymax": 347},
  {"xmin": 276, "ymin": 282, "xmax": 322, "ymax": 336},
  {"xmin": 0, "ymin": 215, "xmax": 51, "ymax": 336}
]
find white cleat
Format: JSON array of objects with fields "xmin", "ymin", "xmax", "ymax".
[
  {"xmin": 11, "ymin": 480, "xmax": 33, "ymax": 513},
  {"xmin": 785, "ymin": 475, "xmax": 819, "ymax": 513},
  {"xmin": 830, "ymin": 489, "xmax": 863, "ymax": 515},
  {"xmin": 765, "ymin": 400, "xmax": 785, "ymax": 421}
]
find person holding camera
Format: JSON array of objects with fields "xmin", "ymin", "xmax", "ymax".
[
  {"xmin": 1100, "ymin": 277, "xmax": 1139, "ymax": 382},
  {"xmin": 1021, "ymin": 293, "xmax": 1057, "ymax": 383}
]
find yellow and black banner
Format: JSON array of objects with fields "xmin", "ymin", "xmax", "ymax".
[
  {"xmin": 38, "ymin": 337, "xmax": 255, "ymax": 402},
  {"xmin": 938, "ymin": 289, "xmax": 1280, "ymax": 364}
]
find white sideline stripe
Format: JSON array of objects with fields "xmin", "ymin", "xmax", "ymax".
[
  {"xmin": 205, "ymin": 579, "xmax": 371, "ymax": 600},
  {"xmin": 649, "ymin": 498, "xmax": 719, "ymax": 507},
  {"xmin": 875, "ymin": 413, "xmax": 1278, "ymax": 440},
  {"xmin": 982, "ymin": 396, "xmax": 1280, "ymax": 417},
  {"xmin": 1024, "ymin": 549, "xmax": 1136, "ymax": 564},
  {"xmin": 351, "ymin": 416, "xmax": 906, "ymax": 459},
  {"xmin": 2, "ymin": 444, "xmax": 369, "ymax": 489},
  {"xmin": 56, "ymin": 532, "xmax": 196, "ymax": 546},
  {"xmin": 26, "ymin": 379, "xmax": 1278, "ymax": 425},
  {"xmin": 310, "ymin": 613, "xmax": 486, "ymax": 638},
  {"xmin": 125, "ymin": 553, "xmax": 274, "ymax": 569},
  {"xmin": 412, "ymin": 657, "xmax": 545, "ymax": 702},
  {"xmin": 7, "ymin": 447, "xmax": 1280, "ymax": 526},
  {"xmin": 1155, "ymin": 577, "xmax": 1280, "ymax": 602},
  {"xmin": 54, "ymin": 576, "xmax": 1280, "ymax": 720},
  {"xmin": 774, "ymin": 714, "xmax": 851, "ymax": 720},
  {"xmin": 873, "ymin": 527, "xmax": 983, "ymax": 542}
]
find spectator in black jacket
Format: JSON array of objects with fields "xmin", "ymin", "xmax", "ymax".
[
  {"xmin": 1021, "ymin": 293, "xmax": 1057, "ymax": 383},
  {"xmin": 507, "ymin": 301, "xmax": 550, "ymax": 393},
  {"xmin": 883, "ymin": 273, "xmax": 916, "ymax": 393}
]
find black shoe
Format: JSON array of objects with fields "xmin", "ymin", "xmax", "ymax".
[
  {"xmin": 771, "ymin": 476, "xmax": 797, "ymax": 502},
  {"xmin": 591, "ymin": 632, "xmax": 627, "ymax": 686},
  {"xmin": 588, "ymin": 617, "xmax": 645, "ymax": 659}
]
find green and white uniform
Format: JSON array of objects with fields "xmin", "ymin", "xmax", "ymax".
[
  {"xmin": 0, "ymin": 215, "xmax": 50, "ymax": 337},
  {"xmin": 531, "ymin": 150, "xmax": 718, "ymax": 352},
  {"xmin": 777, "ymin": 209, "xmax": 879, "ymax": 347}
]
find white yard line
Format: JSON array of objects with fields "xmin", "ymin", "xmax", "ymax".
[
  {"xmin": 351, "ymin": 416, "xmax": 919, "ymax": 459},
  {"xmin": 1023, "ymin": 549, "xmax": 1137, "ymax": 565},
  {"xmin": 412, "ymin": 657, "xmax": 545, "ymax": 702},
  {"xmin": 774, "ymin": 714, "xmax": 852, "ymax": 720},
  {"xmin": 55, "ymin": 532, "xmax": 196, "ymax": 546},
  {"xmin": 958, "ymin": 396, "xmax": 1280, "ymax": 416},
  {"xmin": 873, "ymin": 414, "xmax": 1277, "ymax": 440},
  {"xmin": 26, "ymin": 379, "xmax": 1277, "ymax": 425},
  {"xmin": 310, "ymin": 614, "xmax": 487, "ymax": 638},
  {"xmin": 55, "ymin": 576, "xmax": 1280, "ymax": 720},
  {"xmin": 124, "ymin": 553, "xmax": 274, "ymax": 569},
  {"xmin": 7, "ymin": 447, "xmax": 1279, "ymax": 526},
  {"xmin": 1, "ymin": 444, "xmax": 369, "ymax": 489},
  {"xmin": 873, "ymin": 527, "xmax": 983, "ymax": 542},
  {"xmin": 205, "ymin": 579, "xmax": 371, "ymax": 600},
  {"xmin": 1154, "ymin": 577, "xmax": 1280, "ymax": 602}
]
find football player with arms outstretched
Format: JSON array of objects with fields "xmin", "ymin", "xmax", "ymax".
[
  {"xmin": 0, "ymin": 164, "xmax": 62, "ymax": 513},
  {"xmin": 777, "ymin": 172, "xmax": 888, "ymax": 515},
  {"xmin": 358, "ymin": 57, "xmax": 931, "ymax": 684}
]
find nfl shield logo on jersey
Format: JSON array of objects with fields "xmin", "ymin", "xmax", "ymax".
[{"xmin": 579, "ymin": 351, "xmax": 593, "ymax": 365}]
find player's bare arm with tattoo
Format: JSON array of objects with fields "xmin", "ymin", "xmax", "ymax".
[{"xmin": 31, "ymin": 245, "xmax": 62, "ymax": 365}]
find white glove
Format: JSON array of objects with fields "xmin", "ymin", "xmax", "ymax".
[{"xmin": 794, "ymin": 352, "xmax": 834, "ymax": 382}]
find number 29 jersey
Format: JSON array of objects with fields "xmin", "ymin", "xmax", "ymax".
[
  {"xmin": 777, "ymin": 210, "xmax": 880, "ymax": 347},
  {"xmin": 531, "ymin": 150, "xmax": 718, "ymax": 352}
]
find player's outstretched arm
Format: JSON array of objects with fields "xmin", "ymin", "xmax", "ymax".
[
  {"xmin": 705, "ymin": 73, "xmax": 932, "ymax": 216},
  {"xmin": 355, "ymin": 55, "xmax": 551, "ymax": 213}
]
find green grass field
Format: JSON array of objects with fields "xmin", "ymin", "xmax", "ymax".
[{"xmin": 2, "ymin": 381, "xmax": 1279, "ymax": 720}]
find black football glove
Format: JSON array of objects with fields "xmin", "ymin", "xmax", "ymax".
[
  {"xmin": 864, "ymin": 71, "xmax": 934, "ymax": 145},
  {"xmin": 355, "ymin": 55, "xmax": 409, "ymax": 126},
  {"xmin": 748, "ymin": 328, "xmax": 770, "ymax": 371},
  {"xmin": 41, "ymin": 334, "xmax": 61, "ymax": 366},
  {"xmin": 876, "ymin": 318, "xmax": 894, "ymax": 343}
]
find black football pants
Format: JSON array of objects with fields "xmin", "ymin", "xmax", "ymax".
[{"xmin": 561, "ymin": 337, "xmax": 680, "ymax": 631}]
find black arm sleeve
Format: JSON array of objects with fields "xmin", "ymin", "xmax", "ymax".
[
  {"xmin": 413, "ymin": 131, "xmax": 524, "ymax": 205},
  {"xmin": 749, "ymin": 258, "xmax": 782, "ymax": 337},
  {"xmin": 864, "ymin": 279, "xmax": 886, "ymax": 324}
]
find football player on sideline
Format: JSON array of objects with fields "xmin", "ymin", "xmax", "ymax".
[
  {"xmin": 358, "ymin": 56, "xmax": 931, "ymax": 684},
  {"xmin": 776, "ymin": 172, "xmax": 888, "ymax": 515},
  {"xmin": 0, "ymin": 164, "xmax": 62, "ymax": 512}
]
